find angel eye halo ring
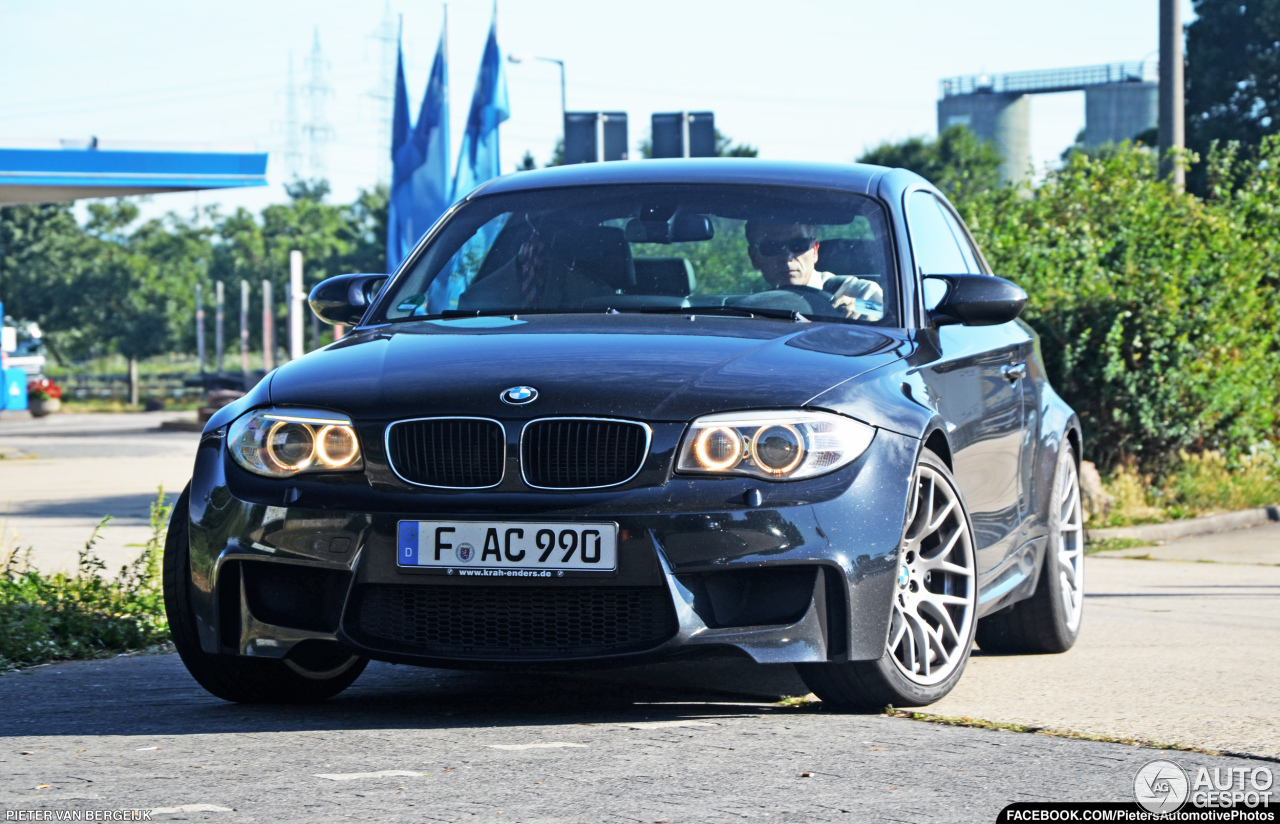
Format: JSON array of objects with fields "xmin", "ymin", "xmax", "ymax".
[
  {"xmin": 693, "ymin": 426, "xmax": 742, "ymax": 471},
  {"xmin": 677, "ymin": 409, "xmax": 874, "ymax": 481},
  {"xmin": 229, "ymin": 408, "xmax": 364, "ymax": 478}
]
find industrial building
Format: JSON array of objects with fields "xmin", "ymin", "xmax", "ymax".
[{"xmin": 938, "ymin": 61, "xmax": 1159, "ymax": 183}]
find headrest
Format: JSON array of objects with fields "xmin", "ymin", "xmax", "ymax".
[
  {"xmin": 817, "ymin": 238, "xmax": 886, "ymax": 277},
  {"xmin": 551, "ymin": 225, "xmax": 635, "ymax": 290},
  {"xmin": 633, "ymin": 257, "xmax": 696, "ymax": 297}
]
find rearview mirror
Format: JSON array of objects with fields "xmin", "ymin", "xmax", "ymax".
[
  {"xmin": 309, "ymin": 273, "xmax": 389, "ymax": 327},
  {"xmin": 623, "ymin": 213, "xmax": 714, "ymax": 244},
  {"xmin": 924, "ymin": 274, "xmax": 1027, "ymax": 327}
]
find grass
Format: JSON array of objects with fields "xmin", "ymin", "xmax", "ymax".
[
  {"xmin": 1093, "ymin": 446, "xmax": 1280, "ymax": 528},
  {"xmin": 1085, "ymin": 537, "xmax": 1151, "ymax": 555},
  {"xmin": 769, "ymin": 700, "xmax": 1262, "ymax": 759},
  {"xmin": 0, "ymin": 490, "xmax": 171, "ymax": 672},
  {"xmin": 881, "ymin": 709, "xmax": 1247, "ymax": 757}
]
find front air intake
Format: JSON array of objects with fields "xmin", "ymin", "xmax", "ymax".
[
  {"xmin": 353, "ymin": 584, "xmax": 678, "ymax": 660},
  {"xmin": 520, "ymin": 418, "xmax": 650, "ymax": 489},
  {"xmin": 385, "ymin": 417, "xmax": 505, "ymax": 488}
]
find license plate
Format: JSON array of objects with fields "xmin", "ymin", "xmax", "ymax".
[{"xmin": 397, "ymin": 520, "xmax": 618, "ymax": 577}]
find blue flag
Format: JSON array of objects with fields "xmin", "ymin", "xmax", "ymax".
[
  {"xmin": 450, "ymin": 15, "xmax": 509, "ymax": 203},
  {"xmin": 387, "ymin": 30, "xmax": 451, "ymax": 273},
  {"xmin": 387, "ymin": 43, "xmax": 412, "ymax": 272}
]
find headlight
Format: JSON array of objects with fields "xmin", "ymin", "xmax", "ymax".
[
  {"xmin": 228, "ymin": 408, "xmax": 363, "ymax": 478},
  {"xmin": 676, "ymin": 410, "xmax": 874, "ymax": 481}
]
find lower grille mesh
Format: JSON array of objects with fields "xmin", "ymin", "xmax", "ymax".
[{"xmin": 354, "ymin": 585, "xmax": 677, "ymax": 659}]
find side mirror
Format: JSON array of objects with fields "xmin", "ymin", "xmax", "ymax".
[
  {"xmin": 309, "ymin": 273, "xmax": 389, "ymax": 327},
  {"xmin": 924, "ymin": 274, "xmax": 1027, "ymax": 327}
]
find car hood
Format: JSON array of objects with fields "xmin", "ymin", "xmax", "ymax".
[{"xmin": 268, "ymin": 314, "xmax": 909, "ymax": 423}]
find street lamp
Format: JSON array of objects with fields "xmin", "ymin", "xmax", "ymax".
[{"xmin": 508, "ymin": 53, "xmax": 566, "ymax": 122}]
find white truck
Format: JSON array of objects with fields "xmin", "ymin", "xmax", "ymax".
[{"xmin": 1, "ymin": 318, "xmax": 46, "ymax": 378}]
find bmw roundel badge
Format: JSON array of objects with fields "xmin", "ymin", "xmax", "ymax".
[{"xmin": 501, "ymin": 385, "xmax": 538, "ymax": 405}]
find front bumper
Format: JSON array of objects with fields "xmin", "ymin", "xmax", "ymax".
[{"xmin": 185, "ymin": 427, "xmax": 918, "ymax": 668}]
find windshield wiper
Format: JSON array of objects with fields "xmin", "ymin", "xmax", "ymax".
[
  {"xmin": 618, "ymin": 304, "xmax": 811, "ymax": 322},
  {"xmin": 439, "ymin": 309, "xmax": 520, "ymax": 318}
]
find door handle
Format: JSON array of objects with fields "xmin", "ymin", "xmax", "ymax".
[{"xmin": 1002, "ymin": 363, "xmax": 1027, "ymax": 382}]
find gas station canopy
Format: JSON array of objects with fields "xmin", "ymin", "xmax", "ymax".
[{"xmin": 0, "ymin": 147, "xmax": 269, "ymax": 206}]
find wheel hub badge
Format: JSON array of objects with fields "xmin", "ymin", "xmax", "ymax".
[
  {"xmin": 897, "ymin": 563, "xmax": 910, "ymax": 589},
  {"xmin": 501, "ymin": 385, "xmax": 538, "ymax": 405}
]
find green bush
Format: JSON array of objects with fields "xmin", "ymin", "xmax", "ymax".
[
  {"xmin": 960, "ymin": 140, "xmax": 1280, "ymax": 473},
  {"xmin": 0, "ymin": 491, "xmax": 170, "ymax": 671}
]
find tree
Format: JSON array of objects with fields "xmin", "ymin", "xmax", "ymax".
[
  {"xmin": 857, "ymin": 125, "xmax": 1003, "ymax": 202},
  {"xmin": 715, "ymin": 130, "xmax": 758, "ymax": 157},
  {"xmin": 0, "ymin": 203, "xmax": 91, "ymax": 362},
  {"xmin": 1186, "ymin": 0, "xmax": 1280, "ymax": 162},
  {"xmin": 0, "ymin": 182, "xmax": 387, "ymax": 366},
  {"xmin": 547, "ymin": 139, "xmax": 565, "ymax": 167}
]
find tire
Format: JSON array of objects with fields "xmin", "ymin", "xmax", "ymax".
[
  {"xmin": 163, "ymin": 486, "xmax": 368, "ymax": 703},
  {"xmin": 975, "ymin": 442, "xmax": 1085, "ymax": 655},
  {"xmin": 798, "ymin": 448, "xmax": 979, "ymax": 711}
]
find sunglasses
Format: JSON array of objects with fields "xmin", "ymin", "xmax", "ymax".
[{"xmin": 751, "ymin": 237, "xmax": 816, "ymax": 257}]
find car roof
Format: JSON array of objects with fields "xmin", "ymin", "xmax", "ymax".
[{"xmin": 470, "ymin": 158, "xmax": 905, "ymax": 200}]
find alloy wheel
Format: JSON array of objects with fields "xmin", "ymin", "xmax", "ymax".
[
  {"xmin": 1057, "ymin": 459, "xmax": 1086, "ymax": 632},
  {"xmin": 889, "ymin": 465, "xmax": 976, "ymax": 686}
]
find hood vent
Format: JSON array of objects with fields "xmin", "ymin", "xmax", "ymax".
[{"xmin": 520, "ymin": 417, "xmax": 650, "ymax": 490}]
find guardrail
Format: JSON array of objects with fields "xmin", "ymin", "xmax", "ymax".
[
  {"xmin": 940, "ymin": 61, "xmax": 1158, "ymax": 98},
  {"xmin": 53, "ymin": 372, "xmax": 262, "ymax": 404}
]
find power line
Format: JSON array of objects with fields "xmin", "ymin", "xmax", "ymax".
[
  {"xmin": 366, "ymin": 2, "xmax": 397, "ymax": 186},
  {"xmin": 283, "ymin": 51, "xmax": 303, "ymax": 181},
  {"xmin": 302, "ymin": 28, "xmax": 334, "ymax": 181}
]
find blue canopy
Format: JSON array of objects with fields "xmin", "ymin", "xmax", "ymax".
[{"xmin": 0, "ymin": 147, "xmax": 269, "ymax": 206}]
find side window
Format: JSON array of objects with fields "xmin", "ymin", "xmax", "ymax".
[
  {"xmin": 906, "ymin": 192, "xmax": 968, "ymax": 275},
  {"xmin": 936, "ymin": 201, "xmax": 982, "ymax": 274}
]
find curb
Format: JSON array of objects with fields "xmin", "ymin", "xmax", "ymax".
[{"xmin": 1087, "ymin": 504, "xmax": 1280, "ymax": 543}]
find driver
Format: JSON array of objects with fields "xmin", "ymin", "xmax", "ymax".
[{"xmin": 745, "ymin": 221, "xmax": 884, "ymax": 320}]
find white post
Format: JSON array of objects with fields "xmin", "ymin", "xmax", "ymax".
[
  {"xmin": 239, "ymin": 280, "xmax": 250, "ymax": 375},
  {"xmin": 214, "ymin": 280, "xmax": 225, "ymax": 373},
  {"xmin": 262, "ymin": 280, "xmax": 274, "ymax": 372},
  {"xmin": 195, "ymin": 283, "xmax": 205, "ymax": 375},
  {"xmin": 289, "ymin": 250, "xmax": 304, "ymax": 360}
]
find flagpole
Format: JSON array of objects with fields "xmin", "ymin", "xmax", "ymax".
[{"xmin": 443, "ymin": 3, "xmax": 450, "ymax": 181}]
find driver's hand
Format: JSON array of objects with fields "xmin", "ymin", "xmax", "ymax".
[{"xmin": 831, "ymin": 294, "xmax": 869, "ymax": 320}]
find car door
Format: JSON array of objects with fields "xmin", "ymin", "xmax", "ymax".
[
  {"xmin": 908, "ymin": 191, "xmax": 1029, "ymax": 576},
  {"xmin": 935, "ymin": 202, "xmax": 1040, "ymax": 537}
]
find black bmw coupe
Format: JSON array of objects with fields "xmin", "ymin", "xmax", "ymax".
[{"xmin": 164, "ymin": 159, "xmax": 1084, "ymax": 710}]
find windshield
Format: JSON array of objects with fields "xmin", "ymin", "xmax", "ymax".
[{"xmin": 376, "ymin": 184, "xmax": 898, "ymax": 326}]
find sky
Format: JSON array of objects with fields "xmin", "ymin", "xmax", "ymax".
[{"xmin": 0, "ymin": 0, "xmax": 1194, "ymax": 222}]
